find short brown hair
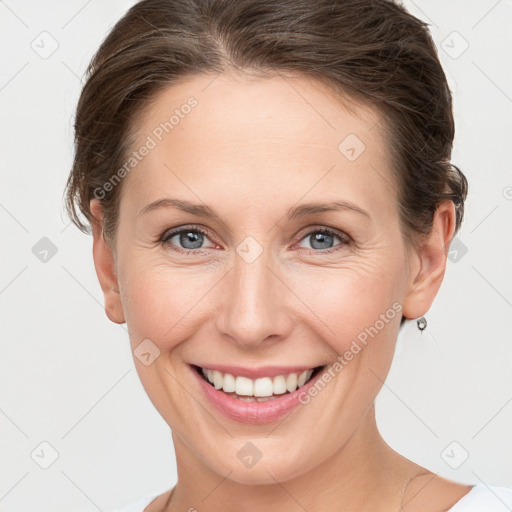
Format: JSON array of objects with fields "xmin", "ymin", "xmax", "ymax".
[{"xmin": 65, "ymin": 0, "xmax": 467, "ymax": 250}]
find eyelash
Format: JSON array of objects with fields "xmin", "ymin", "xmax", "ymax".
[{"xmin": 160, "ymin": 224, "xmax": 352, "ymax": 255}]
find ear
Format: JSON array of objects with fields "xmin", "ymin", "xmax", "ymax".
[
  {"xmin": 402, "ymin": 200, "xmax": 457, "ymax": 320},
  {"xmin": 90, "ymin": 200, "xmax": 125, "ymax": 324}
]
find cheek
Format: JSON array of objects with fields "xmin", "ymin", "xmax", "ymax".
[
  {"xmin": 287, "ymin": 256, "xmax": 404, "ymax": 357},
  {"xmin": 118, "ymin": 258, "xmax": 220, "ymax": 349}
]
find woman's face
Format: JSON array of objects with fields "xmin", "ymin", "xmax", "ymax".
[{"xmin": 96, "ymin": 72, "xmax": 432, "ymax": 484}]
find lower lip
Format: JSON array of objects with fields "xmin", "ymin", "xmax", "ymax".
[{"xmin": 189, "ymin": 364, "xmax": 325, "ymax": 424}]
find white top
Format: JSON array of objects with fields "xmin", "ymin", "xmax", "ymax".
[{"xmin": 112, "ymin": 484, "xmax": 512, "ymax": 512}]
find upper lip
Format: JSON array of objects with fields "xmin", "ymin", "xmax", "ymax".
[{"xmin": 191, "ymin": 363, "xmax": 324, "ymax": 379}]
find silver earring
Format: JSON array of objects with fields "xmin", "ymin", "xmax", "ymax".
[{"xmin": 416, "ymin": 316, "xmax": 427, "ymax": 332}]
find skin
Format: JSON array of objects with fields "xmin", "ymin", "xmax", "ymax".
[{"xmin": 90, "ymin": 72, "xmax": 472, "ymax": 511}]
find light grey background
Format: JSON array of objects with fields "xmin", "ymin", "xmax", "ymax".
[{"xmin": 1, "ymin": 1, "xmax": 511, "ymax": 510}]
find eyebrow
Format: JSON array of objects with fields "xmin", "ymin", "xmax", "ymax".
[
  {"xmin": 287, "ymin": 200, "xmax": 370, "ymax": 220},
  {"xmin": 139, "ymin": 198, "xmax": 370, "ymax": 220}
]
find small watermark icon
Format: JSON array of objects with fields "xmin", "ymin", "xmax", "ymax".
[
  {"xmin": 31, "ymin": 441, "xmax": 59, "ymax": 469},
  {"xmin": 448, "ymin": 236, "xmax": 468, "ymax": 263},
  {"xmin": 30, "ymin": 31, "xmax": 59, "ymax": 59},
  {"xmin": 236, "ymin": 236, "xmax": 264, "ymax": 264},
  {"xmin": 338, "ymin": 133, "xmax": 366, "ymax": 161},
  {"xmin": 133, "ymin": 338, "xmax": 161, "ymax": 366},
  {"xmin": 237, "ymin": 442, "xmax": 262, "ymax": 468},
  {"xmin": 441, "ymin": 441, "xmax": 469, "ymax": 469},
  {"xmin": 32, "ymin": 237, "xmax": 58, "ymax": 263},
  {"xmin": 441, "ymin": 31, "xmax": 469, "ymax": 60}
]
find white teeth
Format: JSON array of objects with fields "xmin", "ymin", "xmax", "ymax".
[
  {"xmin": 212, "ymin": 370, "xmax": 223, "ymax": 390},
  {"xmin": 235, "ymin": 376, "xmax": 253, "ymax": 396},
  {"xmin": 253, "ymin": 377, "xmax": 273, "ymax": 397},
  {"xmin": 272, "ymin": 375, "xmax": 287, "ymax": 395},
  {"xmin": 200, "ymin": 367, "xmax": 317, "ymax": 397},
  {"xmin": 286, "ymin": 373, "xmax": 298, "ymax": 392},
  {"xmin": 297, "ymin": 370, "xmax": 310, "ymax": 387},
  {"xmin": 222, "ymin": 373, "xmax": 236, "ymax": 393}
]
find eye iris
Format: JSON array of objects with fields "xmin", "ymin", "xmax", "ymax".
[
  {"xmin": 180, "ymin": 230, "xmax": 203, "ymax": 249},
  {"xmin": 310, "ymin": 231, "xmax": 334, "ymax": 250}
]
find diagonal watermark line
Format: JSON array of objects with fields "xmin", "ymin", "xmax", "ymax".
[
  {"xmin": 369, "ymin": 112, "xmax": 386, "ymax": 132},
  {"xmin": 471, "ymin": 265, "xmax": 512, "ymax": 308},
  {"xmin": 266, "ymin": 164, "xmax": 337, "ymax": 234},
  {"xmin": 0, "ymin": 204, "xmax": 29, "ymax": 232},
  {"xmin": 472, "ymin": 61, "xmax": 512, "ymax": 105},
  {"xmin": 61, "ymin": 471, "xmax": 102, "ymax": 511},
  {"xmin": 200, "ymin": 471, "xmax": 233, "ymax": 503},
  {"xmin": 263, "ymin": 398, "xmax": 301, "ymax": 437},
  {"xmin": 60, "ymin": 265, "xmax": 104, "ymax": 309},
  {"xmin": 61, "ymin": 0, "xmax": 93, "ymax": 29},
  {"xmin": 470, "ymin": 204, "xmax": 499, "ymax": 233},
  {"xmin": 401, "ymin": 472, "xmax": 440, "ymax": 511},
  {"xmin": 471, "ymin": 395, "xmax": 512, "ymax": 439},
  {"xmin": 0, "ymin": 62, "xmax": 29, "ymax": 92},
  {"xmin": 0, "ymin": 408, "xmax": 29, "ymax": 438},
  {"xmin": 265, "ymin": 470, "xmax": 309, "ymax": 511},
  {"xmin": 368, "ymin": 162, "xmax": 400, "ymax": 197},
  {"xmin": 0, "ymin": 0, "xmax": 29, "ymax": 28},
  {"xmin": 472, "ymin": 0, "xmax": 502, "ymax": 30},
  {"xmin": 280, "ymin": 75, "xmax": 336, "ymax": 131},
  {"xmin": 61, "ymin": 369, "xmax": 131, "ymax": 439},
  {"xmin": 471, "ymin": 471, "xmax": 512, "ymax": 511},
  {"xmin": 163, "ymin": 267, "xmax": 234, "ymax": 338},
  {"xmin": 61, "ymin": 60, "xmax": 83, "ymax": 83},
  {"xmin": 265, "ymin": 265, "xmax": 336, "ymax": 335},
  {"xmin": 0, "ymin": 472, "xmax": 29, "ymax": 503},
  {"xmin": 201, "ymin": 71, "xmax": 222, "ymax": 93},
  {"xmin": 369, "ymin": 368, "xmax": 439, "ymax": 438},
  {"xmin": 0, "ymin": 265, "xmax": 28, "ymax": 296},
  {"xmin": 60, "ymin": 221, "xmax": 72, "ymax": 234},
  {"xmin": 409, "ymin": 0, "xmax": 438, "ymax": 28},
  {"xmin": 162, "ymin": 367, "xmax": 234, "ymax": 438}
]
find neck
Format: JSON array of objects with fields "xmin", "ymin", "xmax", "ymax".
[{"xmin": 166, "ymin": 404, "xmax": 420, "ymax": 512}]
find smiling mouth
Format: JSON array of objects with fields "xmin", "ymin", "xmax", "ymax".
[{"xmin": 193, "ymin": 364, "xmax": 325, "ymax": 402}]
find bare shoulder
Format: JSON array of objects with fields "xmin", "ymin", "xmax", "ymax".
[
  {"xmin": 403, "ymin": 472, "xmax": 474, "ymax": 512},
  {"xmin": 143, "ymin": 488, "xmax": 174, "ymax": 512}
]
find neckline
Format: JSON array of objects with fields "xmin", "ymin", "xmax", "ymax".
[
  {"xmin": 447, "ymin": 485, "xmax": 479, "ymax": 510},
  {"xmin": 143, "ymin": 484, "xmax": 482, "ymax": 511},
  {"xmin": 142, "ymin": 486, "xmax": 175, "ymax": 512}
]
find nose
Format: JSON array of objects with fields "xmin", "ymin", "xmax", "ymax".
[{"xmin": 215, "ymin": 245, "xmax": 294, "ymax": 349}]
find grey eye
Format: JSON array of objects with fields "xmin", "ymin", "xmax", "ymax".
[
  {"xmin": 297, "ymin": 228, "xmax": 345, "ymax": 251},
  {"xmin": 165, "ymin": 229, "xmax": 209, "ymax": 250},
  {"xmin": 308, "ymin": 231, "xmax": 335, "ymax": 250}
]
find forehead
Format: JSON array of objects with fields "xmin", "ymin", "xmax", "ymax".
[
  {"xmin": 135, "ymin": 72, "xmax": 383, "ymax": 149},
  {"xmin": 121, "ymin": 72, "xmax": 395, "ymax": 220}
]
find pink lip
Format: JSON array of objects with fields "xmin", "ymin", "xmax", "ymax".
[
  {"xmin": 192, "ymin": 363, "xmax": 318, "ymax": 379},
  {"xmin": 188, "ymin": 364, "xmax": 325, "ymax": 424}
]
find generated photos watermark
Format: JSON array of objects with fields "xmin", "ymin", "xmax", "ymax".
[
  {"xmin": 298, "ymin": 301, "xmax": 403, "ymax": 404},
  {"xmin": 93, "ymin": 96, "xmax": 198, "ymax": 200}
]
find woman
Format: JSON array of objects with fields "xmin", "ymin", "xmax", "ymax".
[{"xmin": 65, "ymin": 0, "xmax": 512, "ymax": 510}]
